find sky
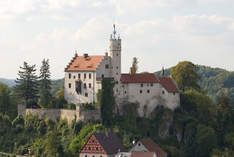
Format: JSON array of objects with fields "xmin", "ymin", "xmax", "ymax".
[{"xmin": 0, "ymin": 0, "xmax": 234, "ymax": 79}]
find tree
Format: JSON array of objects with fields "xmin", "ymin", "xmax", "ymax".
[
  {"xmin": 0, "ymin": 83, "xmax": 11, "ymax": 114},
  {"xmin": 52, "ymin": 88, "xmax": 67, "ymax": 108},
  {"xmin": 129, "ymin": 57, "xmax": 138, "ymax": 74},
  {"xmin": 39, "ymin": 59, "xmax": 52, "ymax": 107},
  {"xmin": 14, "ymin": 62, "xmax": 39, "ymax": 107},
  {"xmin": 171, "ymin": 61, "xmax": 200, "ymax": 91},
  {"xmin": 44, "ymin": 128, "xmax": 63, "ymax": 157},
  {"xmin": 195, "ymin": 124, "xmax": 217, "ymax": 157},
  {"xmin": 100, "ymin": 78, "xmax": 115, "ymax": 126}
]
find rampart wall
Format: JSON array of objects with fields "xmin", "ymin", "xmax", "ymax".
[{"xmin": 18, "ymin": 104, "xmax": 100, "ymax": 123}]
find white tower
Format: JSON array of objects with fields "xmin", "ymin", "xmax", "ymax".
[{"xmin": 110, "ymin": 24, "xmax": 121, "ymax": 94}]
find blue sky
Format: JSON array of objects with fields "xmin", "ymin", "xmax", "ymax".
[{"xmin": 0, "ymin": 0, "xmax": 234, "ymax": 79}]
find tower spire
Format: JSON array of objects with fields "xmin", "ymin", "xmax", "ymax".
[{"xmin": 113, "ymin": 24, "xmax": 116, "ymax": 39}]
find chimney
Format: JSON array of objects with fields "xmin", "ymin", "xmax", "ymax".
[{"xmin": 84, "ymin": 53, "xmax": 88, "ymax": 58}]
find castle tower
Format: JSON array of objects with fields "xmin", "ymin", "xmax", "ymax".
[{"xmin": 110, "ymin": 24, "xmax": 121, "ymax": 94}]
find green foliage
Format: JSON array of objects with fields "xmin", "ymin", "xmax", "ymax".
[
  {"xmin": 100, "ymin": 78, "xmax": 115, "ymax": 126},
  {"xmin": 39, "ymin": 59, "xmax": 52, "ymax": 108},
  {"xmin": 130, "ymin": 57, "xmax": 138, "ymax": 74},
  {"xmin": 0, "ymin": 83, "xmax": 11, "ymax": 114},
  {"xmin": 195, "ymin": 124, "xmax": 217, "ymax": 157},
  {"xmin": 51, "ymin": 88, "xmax": 67, "ymax": 108},
  {"xmin": 14, "ymin": 62, "xmax": 39, "ymax": 107},
  {"xmin": 69, "ymin": 123, "xmax": 104, "ymax": 155},
  {"xmin": 171, "ymin": 61, "xmax": 200, "ymax": 91}
]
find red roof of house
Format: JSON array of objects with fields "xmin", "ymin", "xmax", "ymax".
[
  {"xmin": 131, "ymin": 152, "xmax": 156, "ymax": 157},
  {"xmin": 65, "ymin": 55, "xmax": 104, "ymax": 71},
  {"xmin": 80, "ymin": 132, "xmax": 126, "ymax": 155},
  {"xmin": 140, "ymin": 138, "xmax": 167, "ymax": 157},
  {"xmin": 159, "ymin": 77, "xmax": 179, "ymax": 93},
  {"xmin": 120, "ymin": 73, "xmax": 159, "ymax": 83}
]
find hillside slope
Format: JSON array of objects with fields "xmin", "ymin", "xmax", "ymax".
[{"xmin": 156, "ymin": 65, "xmax": 234, "ymax": 101}]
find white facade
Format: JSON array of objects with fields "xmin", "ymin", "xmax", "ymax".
[{"xmin": 64, "ymin": 25, "xmax": 180, "ymax": 117}]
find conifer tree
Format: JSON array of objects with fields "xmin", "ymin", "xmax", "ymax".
[
  {"xmin": 15, "ymin": 62, "xmax": 39, "ymax": 107},
  {"xmin": 39, "ymin": 59, "xmax": 52, "ymax": 107},
  {"xmin": 100, "ymin": 78, "xmax": 115, "ymax": 126}
]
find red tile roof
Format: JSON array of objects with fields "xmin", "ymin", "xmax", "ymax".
[
  {"xmin": 159, "ymin": 77, "xmax": 179, "ymax": 93},
  {"xmin": 140, "ymin": 138, "xmax": 167, "ymax": 157},
  {"xmin": 121, "ymin": 73, "xmax": 159, "ymax": 84},
  {"xmin": 65, "ymin": 55, "xmax": 104, "ymax": 72},
  {"xmin": 131, "ymin": 152, "xmax": 156, "ymax": 157}
]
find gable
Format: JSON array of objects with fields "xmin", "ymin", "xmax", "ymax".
[{"xmin": 80, "ymin": 135, "xmax": 107, "ymax": 154}]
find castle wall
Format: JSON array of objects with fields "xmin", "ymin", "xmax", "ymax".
[
  {"xmin": 18, "ymin": 104, "xmax": 101, "ymax": 123},
  {"xmin": 118, "ymin": 82, "xmax": 180, "ymax": 117}
]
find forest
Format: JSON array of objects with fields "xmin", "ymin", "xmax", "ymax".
[{"xmin": 0, "ymin": 61, "xmax": 233, "ymax": 157}]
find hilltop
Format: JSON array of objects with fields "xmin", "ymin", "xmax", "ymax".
[{"xmin": 156, "ymin": 65, "xmax": 234, "ymax": 101}]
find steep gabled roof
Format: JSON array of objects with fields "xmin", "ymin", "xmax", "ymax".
[
  {"xmin": 65, "ymin": 55, "xmax": 104, "ymax": 72},
  {"xmin": 140, "ymin": 138, "xmax": 167, "ymax": 157},
  {"xmin": 80, "ymin": 132, "xmax": 126, "ymax": 155},
  {"xmin": 94, "ymin": 132, "xmax": 126, "ymax": 154},
  {"xmin": 121, "ymin": 73, "xmax": 159, "ymax": 84},
  {"xmin": 159, "ymin": 77, "xmax": 179, "ymax": 93}
]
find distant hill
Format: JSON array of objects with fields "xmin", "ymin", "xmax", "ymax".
[
  {"xmin": 156, "ymin": 65, "xmax": 234, "ymax": 101},
  {"xmin": 0, "ymin": 78, "xmax": 16, "ymax": 87},
  {"xmin": 0, "ymin": 78, "xmax": 64, "ymax": 96}
]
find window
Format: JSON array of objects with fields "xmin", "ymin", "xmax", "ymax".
[
  {"xmin": 84, "ymin": 73, "xmax": 86, "ymax": 79},
  {"xmin": 85, "ymin": 93, "xmax": 88, "ymax": 97},
  {"xmin": 78, "ymin": 73, "xmax": 81, "ymax": 79},
  {"xmin": 116, "ymin": 89, "xmax": 118, "ymax": 93},
  {"xmin": 162, "ymin": 90, "xmax": 165, "ymax": 94},
  {"xmin": 100, "ymin": 156, "xmax": 102, "ymax": 157},
  {"xmin": 84, "ymin": 83, "xmax": 87, "ymax": 89},
  {"xmin": 73, "ymin": 75, "xmax": 76, "ymax": 79},
  {"xmin": 76, "ymin": 81, "xmax": 82, "ymax": 94},
  {"xmin": 147, "ymin": 90, "xmax": 150, "ymax": 93},
  {"xmin": 96, "ymin": 147, "xmax": 98, "ymax": 150},
  {"xmin": 116, "ymin": 81, "xmax": 119, "ymax": 84},
  {"xmin": 89, "ymin": 73, "xmax": 92, "ymax": 79},
  {"xmin": 68, "ymin": 83, "xmax": 71, "ymax": 88},
  {"xmin": 116, "ymin": 53, "xmax": 119, "ymax": 56},
  {"xmin": 92, "ymin": 155, "xmax": 95, "ymax": 157},
  {"xmin": 173, "ymin": 92, "xmax": 175, "ymax": 95},
  {"xmin": 124, "ymin": 91, "xmax": 127, "ymax": 94},
  {"xmin": 89, "ymin": 83, "xmax": 92, "ymax": 88},
  {"xmin": 140, "ymin": 90, "xmax": 142, "ymax": 94},
  {"xmin": 85, "ymin": 155, "xmax": 87, "ymax": 157},
  {"xmin": 69, "ymin": 73, "xmax": 71, "ymax": 79},
  {"xmin": 138, "ymin": 143, "xmax": 141, "ymax": 146},
  {"xmin": 101, "ymin": 74, "xmax": 104, "ymax": 78},
  {"xmin": 105, "ymin": 64, "xmax": 109, "ymax": 69},
  {"xmin": 141, "ymin": 83, "xmax": 143, "ymax": 87},
  {"xmin": 116, "ymin": 66, "xmax": 118, "ymax": 69},
  {"xmin": 151, "ymin": 83, "xmax": 153, "ymax": 87},
  {"xmin": 116, "ymin": 72, "xmax": 118, "ymax": 75}
]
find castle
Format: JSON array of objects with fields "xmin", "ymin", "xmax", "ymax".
[
  {"xmin": 18, "ymin": 25, "xmax": 180, "ymax": 122},
  {"xmin": 64, "ymin": 25, "xmax": 180, "ymax": 117}
]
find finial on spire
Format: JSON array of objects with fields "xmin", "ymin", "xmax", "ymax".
[{"xmin": 113, "ymin": 24, "xmax": 116, "ymax": 39}]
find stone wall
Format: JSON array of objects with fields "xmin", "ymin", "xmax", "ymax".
[{"xmin": 18, "ymin": 104, "xmax": 101, "ymax": 123}]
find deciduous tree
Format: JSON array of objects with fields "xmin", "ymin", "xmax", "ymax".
[{"xmin": 171, "ymin": 61, "xmax": 200, "ymax": 91}]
